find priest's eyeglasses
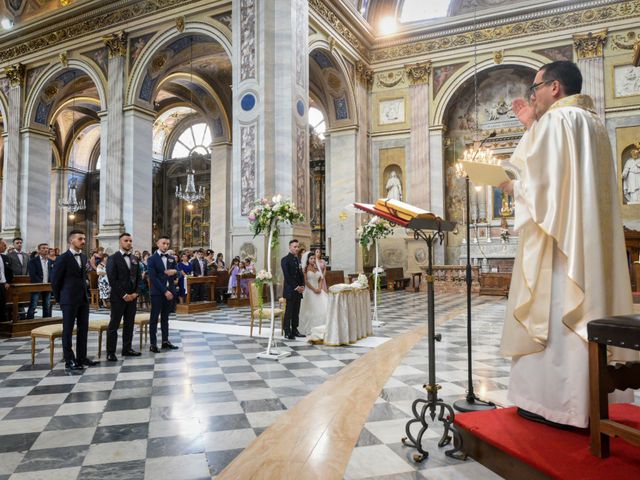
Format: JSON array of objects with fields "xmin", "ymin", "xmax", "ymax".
[{"xmin": 527, "ymin": 80, "xmax": 553, "ymax": 97}]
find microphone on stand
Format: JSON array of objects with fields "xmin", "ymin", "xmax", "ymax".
[{"xmin": 470, "ymin": 131, "xmax": 497, "ymax": 162}]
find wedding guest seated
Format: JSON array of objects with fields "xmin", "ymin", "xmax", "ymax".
[{"xmin": 215, "ymin": 253, "xmax": 226, "ymax": 271}]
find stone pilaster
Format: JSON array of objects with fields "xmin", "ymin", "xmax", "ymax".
[
  {"xmin": 406, "ymin": 61, "xmax": 431, "ymax": 209},
  {"xmin": 98, "ymin": 32, "xmax": 127, "ymax": 251},
  {"xmin": 1, "ymin": 63, "xmax": 25, "ymax": 239},
  {"xmin": 429, "ymin": 125, "xmax": 446, "ymax": 264},
  {"xmin": 210, "ymin": 142, "xmax": 232, "ymax": 258},
  {"xmin": 232, "ymin": 0, "xmax": 310, "ymax": 265},
  {"xmin": 50, "ymin": 167, "xmax": 71, "ymax": 249},
  {"xmin": 573, "ymin": 29, "xmax": 607, "ymax": 119}
]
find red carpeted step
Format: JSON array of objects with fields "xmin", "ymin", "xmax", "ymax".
[{"xmin": 455, "ymin": 403, "xmax": 640, "ymax": 479}]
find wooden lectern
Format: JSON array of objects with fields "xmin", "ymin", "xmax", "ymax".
[{"xmin": 175, "ymin": 276, "xmax": 217, "ymax": 314}]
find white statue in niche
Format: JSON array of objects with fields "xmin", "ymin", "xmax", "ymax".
[
  {"xmin": 385, "ymin": 170, "xmax": 403, "ymax": 201},
  {"xmin": 622, "ymin": 146, "xmax": 640, "ymax": 204}
]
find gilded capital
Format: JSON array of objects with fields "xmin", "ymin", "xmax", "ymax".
[
  {"xmin": 103, "ymin": 31, "xmax": 127, "ymax": 58},
  {"xmin": 405, "ymin": 61, "xmax": 431, "ymax": 85},
  {"xmin": 355, "ymin": 60, "xmax": 373, "ymax": 87},
  {"xmin": 573, "ymin": 29, "xmax": 608, "ymax": 60},
  {"xmin": 4, "ymin": 63, "xmax": 25, "ymax": 88}
]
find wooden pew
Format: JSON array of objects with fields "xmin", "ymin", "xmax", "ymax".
[
  {"xmin": 385, "ymin": 267, "xmax": 410, "ymax": 291},
  {"xmin": 325, "ymin": 270, "xmax": 345, "ymax": 288},
  {"xmin": 1, "ymin": 283, "xmax": 63, "ymax": 337}
]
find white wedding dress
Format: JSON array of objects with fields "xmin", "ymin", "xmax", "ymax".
[{"xmin": 298, "ymin": 270, "xmax": 329, "ymax": 335}]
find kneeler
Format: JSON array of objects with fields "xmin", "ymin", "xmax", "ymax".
[{"xmin": 587, "ymin": 315, "xmax": 640, "ymax": 457}]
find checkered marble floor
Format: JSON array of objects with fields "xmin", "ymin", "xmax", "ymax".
[{"xmin": 1, "ymin": 292, "xmax": 635, "ymax": 479}]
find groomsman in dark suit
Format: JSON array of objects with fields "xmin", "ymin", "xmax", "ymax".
[
  {"xmin": 105, "ymin": 233, "xmax": 142, "ymax": 361},
  {"xmin": 147, "ymin": 236, "xmax": 179, "ymax": 352},
  {"xmin": 281, "ymin": 239, "xmax": 305, "ymax": 340},
  {"xmin": 50, "ymin": 230, "xmax": 97, "ymax": 371},
  {"xmin": 190, "ymin": 248, "xmax": 208, "ymax": 301},
  {"xmin": 27, "ymin": 243, "xmax": 53, "ymax": 319},
  {"xmin": 0, "ymin": 239, "xmax": 14, "ymax": 323},
  {"xmin": 7, "ymin": 237, "xmax": 29, "ymax": 276}
]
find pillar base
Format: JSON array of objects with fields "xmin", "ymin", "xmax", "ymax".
[
  {"xmin": 97, "ymin": 223, "xmax": 125, "ymax": 253},
  {"xmin": 0, "ymin": 228, "xmax": 21, "ymax": 240}
]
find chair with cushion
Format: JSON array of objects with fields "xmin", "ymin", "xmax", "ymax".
[
  {"xmin": 248, "ymin": 280, "xmax": 285, "ymax": 337},
  {"xmin": 134, "ymin": 313, "xmax": 150, "ymax": 350},
  {"xmin": 88, "ymin": 319, "xmax": 110, "ymax": 358},
  {"xmin": 587, "ymin": 315, "xmax": 640, "ymax": 457},
  {"xmin": 31, "ymin": 324, "xmax": 75, "ymax": 369}
]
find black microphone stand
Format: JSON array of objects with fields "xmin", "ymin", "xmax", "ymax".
[{"xmin": 453, "ymin": 132, "xmax": 497, "ymax": 413}]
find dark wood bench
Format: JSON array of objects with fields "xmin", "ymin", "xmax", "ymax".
[
  {"xmin": 385, "ymin": 267, "xmax": 410, "ymax": 291},
  {"xmin": 325, "ymin": 270, "xmax": 345, "ymax": 288}
]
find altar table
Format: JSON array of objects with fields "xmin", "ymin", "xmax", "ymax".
[{"xmin": 322, "ymin": 284, "xmax": 372, "ymax": 346}]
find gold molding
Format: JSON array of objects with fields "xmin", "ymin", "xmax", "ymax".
[
  {"xmin": 355, "ymin": 60, "xmax": 373, "ymax": 86},
  {"xmin": 103, "ymin": 31, "xmax": 127, "ymax": 58},
  {"xmin": 493, "ymin": 50, "xmax": 504, "ymax": 65},
  {"xmin": 0, "ymin": 0, "xmax": 200, "ymax": 64},
  {"xmin": 573, "ymin": 29, "xmax": 608, "ymax": 60},
  {"xmin": 405, "ymin": 61, "xmax": 431, "ymax": 85},
  {"xmin": 4, "ymin": 63, "xmax": 25, "ymax": 88},
  {"xmin": 370, "ymin": 1, "xmax": 639, "ymax": 63},
  {"xmin": 309, "ymin": 0, "xmax": 364, "ymax": 54},
  {"xmin": 176, "ymin": 16, "xmax": 185, "ymax": 33}
]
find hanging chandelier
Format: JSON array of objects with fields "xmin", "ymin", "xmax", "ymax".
[
  {"xmin": 175, "ymin": 36, "xmax": 205, "ymax": 209},
  {"xmin": 58, "ymin": 178, "xmax": 86, "ymax": 219}
]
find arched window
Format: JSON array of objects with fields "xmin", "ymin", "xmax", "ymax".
[
  {"xmin": 309, "ymin": 107, "xmax": 326, "ymax": 140},
  {"xmin": 171, "ymin": 122, "xmax": 212, "ymax": 158},
  {"xmin": 95, "ymin": 155, "xmax": 101, "ymax": 170},
  {"xmin": 400, "ymin": 0, "xmax": 451, "ymax": 23}
]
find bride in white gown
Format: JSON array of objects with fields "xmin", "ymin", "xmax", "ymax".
[{"xmin": 298, "ymin": 252, "xmax": 329, "ymax": 335}]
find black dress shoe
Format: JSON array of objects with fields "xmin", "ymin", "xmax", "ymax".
[
  {"xmin": 65, "ymin": 360, "xmax": 84, "ymax": 371},
  {"xmin": 150, "ymin": 345, "xmax": 160, "ymax": 353},
  {"xmin": 122, "ymin": 349, "xmax": 141, "ymax": 357},
  {"xmin": 78, "ymin": 358, "xmax": 98, "ymax": 367},
  {"xmin": 161, "ymin": 341, "xmax": 179, "ymax": 350},
  {"xmin": 106, "ymin": 353, "xmax": 118, "ymax": 362},
  {"xmin": 286, "ymin": 334, "xmax": 295, "ymax": 340},
  {"xmin": 294, "ymin": 331, "xmax": 306, "ymax": 338}
]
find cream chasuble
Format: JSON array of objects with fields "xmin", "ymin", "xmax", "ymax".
[{"xmin": 501, "ymin": 95, "xmax": 637, "ymax": 428}]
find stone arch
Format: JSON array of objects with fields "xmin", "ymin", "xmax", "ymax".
[
  {"xmin": 308, "ymin": 40, "xmax": 358, "ymax": 128},
  {"xmin": 126, "ymin": 21, "xmax": 232, "ymax": 106},
  {"xmin": 23, "ymin": 59, "xmax": 107, "ymax": 129},
  {"xmin": 432, "ymin": 55, "xmax": 545, "ymax": 126}
]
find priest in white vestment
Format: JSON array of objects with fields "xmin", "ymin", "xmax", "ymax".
[{"xmin": 499, "ymin": 61, "xmax": 637, "ymax": 429}]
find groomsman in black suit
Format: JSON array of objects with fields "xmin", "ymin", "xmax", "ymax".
[
  {"xmin": 50, "ymin": 230, "xmax": 97, "ymax": 371},
  {"xmin": 190, "ymin": 248, "xmax": 208, "ymax": 301},
  {"xmin": 281, "ymin": 239, "xmax": 305, "ymax": 340},
  {"xmin": 105, "ymin": 233, "xmax": 142, "ymax": 361},
  {"xmin": 147, "ymin": 236, "xmax": 179, "ymax": 352},
  {"xmin": 0, "ymin": 239, "xmax": 14, "ymax": 323},
  {"xmin": 27, "ymin": 243, "xmax": 53, "ymax": 319}
]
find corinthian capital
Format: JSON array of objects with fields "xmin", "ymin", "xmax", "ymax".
[
  {"xmin": 405, "ymin": 61, "xmax": 431, "ymax": 85},
  {"xmin": 103, "ymin": 31, "xmax": 128, "ymax": 58},
  {"xmin": 355, "ymin": 60, "xmax": 373, "ymax": 87},
  {"xmin": 4, "ymin": 63, "xmax": 25, "ymax": 88},
  {"xmin": 573, "ymin": 29, "xmax": 608, "ymax": 60}
]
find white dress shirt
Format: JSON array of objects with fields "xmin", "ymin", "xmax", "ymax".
[
  {"xmin": 41, "ymin": 256, "xmax": 49, "ymax": 283},
  {"xmin": 0, "ymin": 256, "xmax": 6, "ymax": 283},
  {"xmin": 120, "ymin": 250, "xmax": 131, "ymax": 269},
  {"xmin": 69, "ymin": 248, "xmax": 83, "ymax": 268}
]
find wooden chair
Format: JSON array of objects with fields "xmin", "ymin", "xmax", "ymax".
[
  {"xmin": 92, "ymin": 313, "xmax": 151, "ymax": 357},
  {"xmin": 248, "ymin": 280, "xmax": 285, "ymax": 337},
  {"xmin": 587, "ymin": 315, "xmax": 640, "ymax": 457},
  {"xmin": 31, "ymin": 324, "xmax": 74, "ymax": 369},
  {"xmin": 385, "ymin": 267, "xmax": 410, "ymax": 290}
]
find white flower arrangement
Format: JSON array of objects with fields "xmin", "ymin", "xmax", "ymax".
[
  {"xmin": 372, "ymin": 266, "xmax": 385, "ymax": 275},
  {"xmin": 248, "ymin": 195, "xmax": 304, "ymax": 248},
  {"xmin": 255, "ymin": 270, "xmax": 273, "ymax": 283},
  {"xmin": 357, "ymin": 273, "xmax": 368, "ymax": 286},
  {"xmin": 358, "ymin": 217, "xmax": 394, "ymax": 250}
]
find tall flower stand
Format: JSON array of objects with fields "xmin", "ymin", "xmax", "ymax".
[
  {"xmin": 256, "ymin": 225, "xmax": 291, "ymax": 361},
  {"xmin": 371, "ymin": 241, "xmax": 385, "ymax": 328}
]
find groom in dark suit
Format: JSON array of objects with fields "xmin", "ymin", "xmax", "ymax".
[
  {"xmin": 281, "ymin": 239, "xmax": 305, "ymax": 340},
  {"xmin": 50, "ymin": 230, "xmax": 96, "ymax": 371},
  {"xmin": 105, "ymin": 233, "xmax": 142, "ymax": 361},
  {"xmin": 147, "ymin": 236, "xmax": 179, "ymax": 352}
]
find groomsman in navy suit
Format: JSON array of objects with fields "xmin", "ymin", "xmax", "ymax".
[
  {"xmin": 27, "ymin": 243, "xmax": 53, "ymax": 319},
  {"xmin": 147, "ymin": 236, "xmax": 179, "ymax": 352},
  {"xmin": 50, "ymin": 230, "xmax": 97, "ymax": 371}
]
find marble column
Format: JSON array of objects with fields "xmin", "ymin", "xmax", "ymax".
[
  {"xmin": 325, "ymin": 128, "xmax": 358, "ymax": 273},
  {"xmin": 429, "ymin": 126, "xmax": 446, "ymax": 264},
  {"xmin": 210, "ymin": 142, "xmax": 232, "ymax": 257},
  {"xmin": 50, "ymin": 167, "xmax": 71, "ymax": 249},
  {"xmin": 355, "ymin": 62, "xmax": 372, "ymax": 203},
  {"xmin": 573, "ymin": 30, "xmax": 607, "ymax": 119},
  {"xmin": 98, "ymin": 32, "xmax": 127, "ymax": 252},
  {"xmin": 232, "ymin": 0, "xmax": 310, "ymax": 264},
  {"xmin": 122, "ymin": 107, "xmax": 154, "ymax": 251},
  {"xmin": 406, "ymin": 62, "xmax": 431, "ymax": 209},
  {"xmin": 1, "ymin": 63, "xmax": 25, "ymax": 239},
  {"xmin": 19, "ymin": 129, "xmax": 52, "ymax": 247}
]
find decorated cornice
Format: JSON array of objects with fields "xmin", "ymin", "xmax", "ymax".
[
  {"xmin": 4, "ymin": 63, "xmax": 26, "ymax": 88},
  {"xmin": 0, "ymin": 0, "xmax": 202, "ymax": 65},
  {"xmin": 370, "ymin": 0, "xmax": 640, "ymax": 63},
  {"xmin": 309, "ymin": 0, "xmax": 365, "ymax": 54},
  {"xmin": 573, "ymin": 29, "xmax": 608, "ymax": 59},
  {"xmin": 405, "ymin": 61, "xmax": 431, "ymax": 85},
  {"xmin": 103, "ymin": 31, "xmax": 128, "ymax": 58}
]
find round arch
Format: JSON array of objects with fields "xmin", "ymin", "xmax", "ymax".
[
  {"xmin": 432, "ymin": 55, "xmax": 545, "ymax": 126},
  {"xmin": 23, "ymin": 59, "xmax": 107, "ymax": 129},
  {"xmin": 126, "ymin": 21, "xmax": 233, "ymax": 106},
  {"xmin": 308, "ymin": 39, "xmax": 358, "ymax": 128}
]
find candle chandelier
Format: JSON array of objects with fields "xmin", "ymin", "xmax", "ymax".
[{"xmin": 175, "ymin": 35, "xmax": 205, "ymax": 209}]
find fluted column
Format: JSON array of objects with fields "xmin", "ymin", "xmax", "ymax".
[
  {"xmin": 210, "ymin": 141, "xmax": 232, "ymax": 257},
  {"xmin": 50, "ymin": 167, "xmax": 71, "ymax": 249},
  {"xmin": 98, "ymin": 32, "xmax": 127, "ymax": 251},
  {"xmin": 406, "ymin": 62, "xmax": 431, "ymax": 209},
  {"xmin": 1, "ymin": 63, "xmax": 25, "ymax": 239},
  {"xmin": 429, "ymin": 126, "xmax": 445, "ymax": 264},
  {"xmin": 573, "ymin": 30, "xmax": 607, "ymax": 119}
]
